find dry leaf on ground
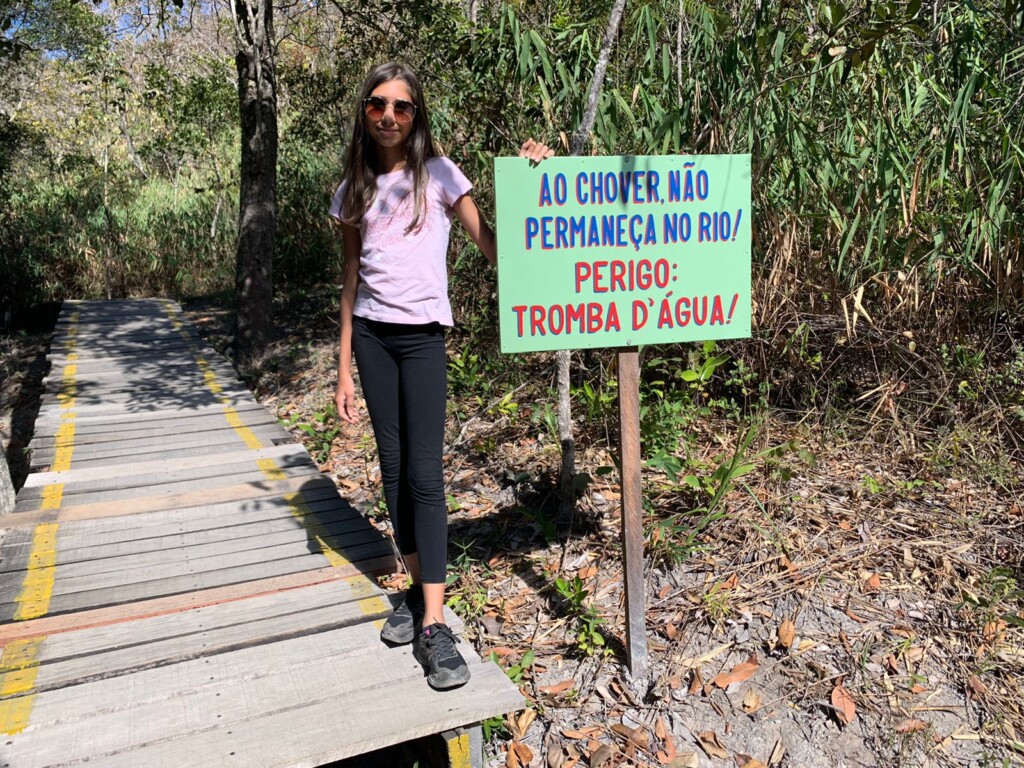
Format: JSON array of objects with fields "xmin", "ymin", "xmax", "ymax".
[
  {"xmin": 967, "ymin": 675, "xmax": 988, "ymax": 699},
  {"xmin": 768, "ymin": 740, "xmax": 786, "ymax": 766},
  {"xmin": 610, "ymin": 723, "xmax": 648, "ymax": 749},
  {"xmin": 778, "ymin": 619, "xmax": 795, "ymax": 649},
  {"xmin": 590, "ymin": 744, "xmax": 615, "ymax": 768},
  {"xmin": 538, "ymin": 679, "xmax": 574, "ymax": 695},
  {"xmin": 506, "ymin": 741, "xmax": 534, "ymax": 768},
  {"xmin": 742, "ymin": 687, "xmax": 763, "ymax": 713},
  {"xmin": 545, "ymin": 733, "xmax": 565, "ymax": 768},
  {"xmin": 509, "ymin": 709, "xmax": 536, "ymax": 740},
  {"xmin": 697, "ymin": 731, "xmax": 730, "ymax": 759},
  {"xmin": 831, "ymin": 683, "xmax": 857, "ymax": 726},
  {"xmin": 713, "ymin": 654, "xmax": 759, "ymax": 688},
  {"xmin": 896, "ymin": 719, "xmax": 929, "ymax": 733}
]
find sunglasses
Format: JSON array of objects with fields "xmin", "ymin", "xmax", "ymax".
[{"xmin": 363, "ymin": 96, "xmax": 417, "ymax": 124}]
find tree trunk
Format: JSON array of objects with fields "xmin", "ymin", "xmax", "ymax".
[
  {"xmin": 232, "ymin": 0, "xmax": 277, "ymax": 361},
  {"xmin": 556, "ymin": 0, "xmax": 629, "ymax": 517}
]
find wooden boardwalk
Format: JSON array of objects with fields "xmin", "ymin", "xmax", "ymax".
[{"xmin": 0, "ymin": 299, "xmax": 522, "ymax": 767}]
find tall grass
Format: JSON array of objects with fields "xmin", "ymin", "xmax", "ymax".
[{"xmin": 456, "ymin": 0, "xmax": 1023, "ymax": 335}]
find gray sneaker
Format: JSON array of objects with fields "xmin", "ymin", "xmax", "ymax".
[
  {"xmin": 380, "ymin": 586, "xmax": 424, "ymax": 645},
  {"xmin": 414, "ymin": 623, "xmax": 471, "ymax": 689}
]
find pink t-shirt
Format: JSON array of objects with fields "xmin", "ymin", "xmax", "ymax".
[{"xmin": 330, "ymin": 157, "xmax": 472, "ymax": 326}]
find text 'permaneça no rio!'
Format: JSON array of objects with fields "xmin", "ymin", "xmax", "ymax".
[{"xmin": 527, "ymin": 164, "xmax": 744, "ymax": 252}]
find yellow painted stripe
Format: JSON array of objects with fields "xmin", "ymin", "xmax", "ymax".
[
  {"xmin": 0, "ymin": 638, "xmax": 45, "ymax": 735},
  {"xmin": 15, "ymin": 524, "xmax": 58, "ymax": 621},
  {"xmin": 159, "ymin": 301, "xmax": 359, "ymax": 577},
  {"xmin": 40, "ymin": 485, "xmax": 63, "ymax": 510},
  {"xmin": 51, "ymin": 420, "xmax": 76, "ymax": 473},
  {"xmin": 447, "ymin": 731, "xmax": 472, "ymax": 768},
  {"xmin": 279, "ymin": 490, "xmax": 353, "ymax": 569},
  {"xmin": 234, "ymin": 424, "xmax": 263, "ymax": 449},
  {"xmin": 201, "ymin": 369, "xmax": 222, "ymax": 394},
  {"xmin": 3, "ymin": 310, "xmax": 79, "ymax": 734},
  {"xmin": 256, "ymin": 458, "xmax": 285, "ymax": 480}
]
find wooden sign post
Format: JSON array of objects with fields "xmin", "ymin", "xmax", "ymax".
[
  {"xmin": 494, "ymin": 155, "xmax": 752, "ymax": 678},
  {"xmin": 617, "ymin": 347, "xmax": 647, "ymax": 675}
]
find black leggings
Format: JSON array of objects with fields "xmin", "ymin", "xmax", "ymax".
[{"xmin": 352, "ymin": 315, "xmax": 448, "ymax": 584}]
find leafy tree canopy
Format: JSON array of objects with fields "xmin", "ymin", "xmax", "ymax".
[{"xmin": 1, "ymin": 0, "xmax": 108, "ymax": 61}]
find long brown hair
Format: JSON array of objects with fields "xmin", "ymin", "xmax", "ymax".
[{"xmin": 340, "ymin": 62, "xmax": 437, "ymax": 233}]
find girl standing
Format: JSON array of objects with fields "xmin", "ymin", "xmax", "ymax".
[{"xmin": 330, "ymin": 61, "xmax": 551, "ymax": 689}]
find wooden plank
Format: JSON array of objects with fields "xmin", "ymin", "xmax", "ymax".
[
  {"xmin": 0, "ymin": 527, "xmax": 33, "ymax": 578},
  {"xmin": 60, "ymin": 298, "xmax": 175, "ymax": 311},
  {"xmin": 41, "ymin": 362, "xmax": 241, "ymax": 389},
  {"xmin": 14, "ymin": 581, "xmax": 394, "ymax": 693},
  {"xmin": 52, "ymin": 325, "xmax": 200, "ymax": 340},
  {"xmin": 31, "ymin": 402, "xmax": 270, "ymax": 431},
  {"xmin": 0, "ymin": 507, "xmax": 374, "ymax": 577},
  {"xmin": 30, "ymin": 412, "xmax": 278, "ymax": 446},
  {"xmin": 13, "ymin": 464, "xmax": 324, "ymax": 513},
  {"xmin": 0, "ymin": 558, "xmax": 395, "ymax": 643},
  {"xmin": 27, "ymin": 436, "xmax": 299, "ymax": 479},
  {"xmin": 50, "ymin": 663, "xmax": 519, "ymax": 768},
  {"xmin": 39, "ymin": 376, "xmax": 249, "ymax": 401},
  {"xmin": 39, "ymin": 384, "xmax": 256, "ymax": 408},
  {"xmin": 33, "ymin": 394, "xmax": 255, "ymax": 421},
  {"xmin": 17, "ymin": 447, "xmax": 315, "ymax": 496},
  {"xmin": 28, "ymin": 520, "xmax": 383, "ymax": 584},
  {"xmin": 3, "ymin": 475, "xmax": 341, "ymax": 527},
  {"xmin": 29, "ymin": 413, "xmax": 283, "ymax": 451},
  {"xmin": 11, "ymin": 578, "xmax": 390, "ymax": 668},
  {"xmin": 0, "ymin": 490, "xmax": 349, "ymax": 559},
  {"xmin": 46, "ymin": 340, "xmax": 205, "ymax": 358},
  {"xmin": 30, "ymin": 419, "xmax": 290, "ymax": 454},
  {"xmin": 0, "ymin": 538, "xmax": 393, "ymax": 619},
  {"xmin": 37, "ymin": 531, "xmax": 385, "ymax": 595},
  {"xmin": 2, "ymin": 623, "xmax": 517, "ymax": 768},
  {"xmin": 30, "ymin": 436, "xmax": 295, "ymax": 472}
]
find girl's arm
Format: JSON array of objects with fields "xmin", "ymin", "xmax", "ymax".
[
  {"xmin": 452, "ymin": 196, "xmax": 496, "ymax": 264},
  {"xmin": 453, "ymin": 139, "xmax": 554, "ymax": 264},
  {"xmin": 336, "ymin": 222, "xmax": 362, "ymax": 424}
]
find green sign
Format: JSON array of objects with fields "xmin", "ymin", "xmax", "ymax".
[{"xmin": 495, "ymin": 155, "xmax": 752, "ymax": 353}]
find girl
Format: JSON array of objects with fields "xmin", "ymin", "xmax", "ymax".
[{"xmin": 330, "ymin": 61, "xmax": 551, "ymax": 690}]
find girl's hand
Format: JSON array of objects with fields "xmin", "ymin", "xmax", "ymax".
[
  {"xmin": 336, "ymin": 375, "xmax": 359, "ymax": 424},
  {"xmin": 520, "ymin": 138, "xmax": 555, "ymax": 164}
]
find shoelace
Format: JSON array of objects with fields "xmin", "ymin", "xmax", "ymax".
[{"xmin": 425, "ymin": 624, "xmax": 459, "ymax": 661}]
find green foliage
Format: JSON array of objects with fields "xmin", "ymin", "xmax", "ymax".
[
  {"xmin": 491, "ymin": 648, "xmax": 536, "ymax": 685},
  {"xmin": 0, "ymin": 0, "xmax": 108, "ymax": 61},
  {"xmin": 961, "ymin": 567, "xmax": 1024, "ymax": 628},
  {"xmin": 283, "ymin": 403, "xmax": 340, "ymax": 464},
  {"xmin": 646, "ymin": 422, "xmax": 788, "ymax": 565},
  {"xmin": 445, "ymin": 540, "xmax": 493, "ymax": 620},
  {"xmin": 4, "ymin": 0, "xmax": 1021, "ymax": 332},
  {"xmin": 553, "ymin": 575, "xmax": 609, "ymax": 656}
]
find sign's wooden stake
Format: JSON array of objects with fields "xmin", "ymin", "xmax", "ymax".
[{"xmin": 617, "ymin": 347, "xmax": 647, "ymax": 677}]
